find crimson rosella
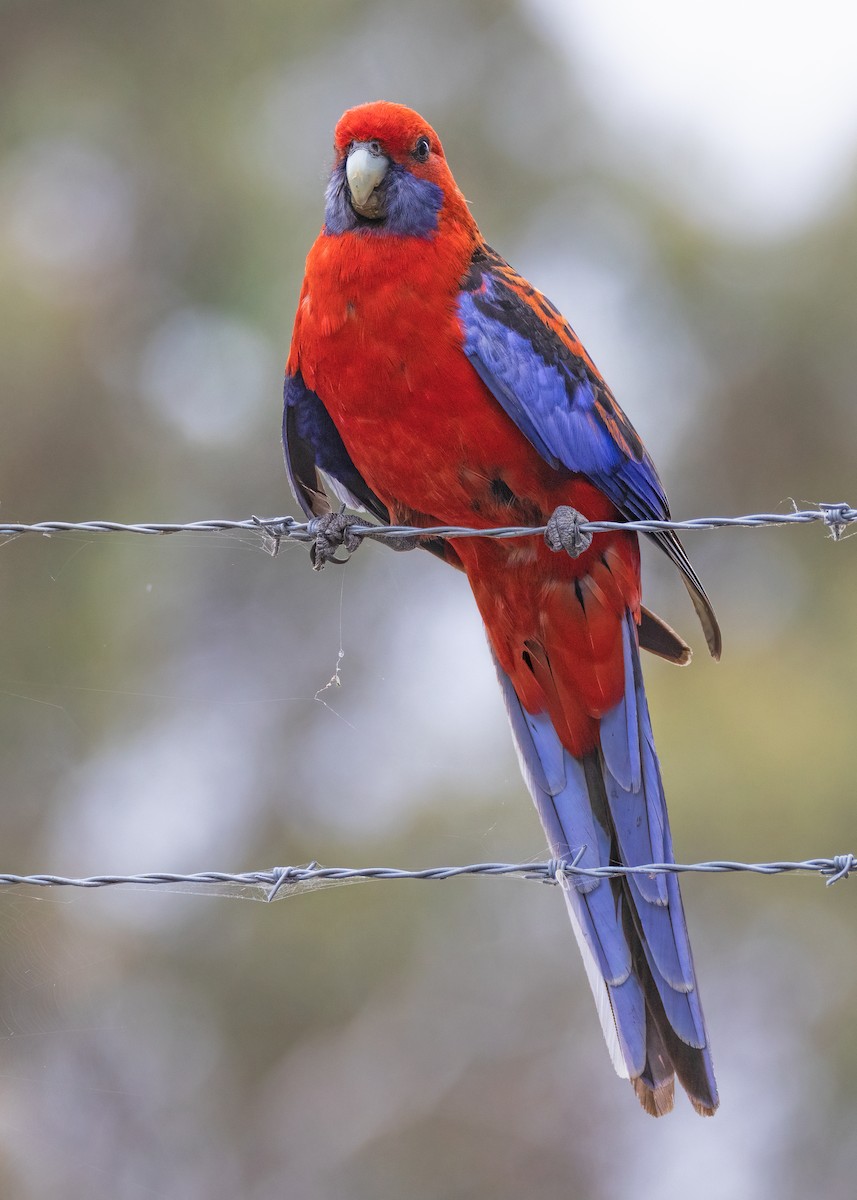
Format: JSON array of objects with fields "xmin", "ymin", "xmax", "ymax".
[{"xmin": 284, "ymin": 101, "xmax": 722, "ymax": 1116}]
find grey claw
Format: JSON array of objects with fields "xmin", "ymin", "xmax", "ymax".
[
  {"xmin": 308, "ymin": 510, "xmax": 365, "ymax": 570},
  {"xmin": 544, "ymin": 506, "xmax": 593, "ymax": 558}
]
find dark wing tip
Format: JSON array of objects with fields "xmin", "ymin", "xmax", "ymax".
[
  {"xmin": 283, "ymin": 403, "xmax": 332, "ymax": 519},
  {"xmin": 633, "ymin": 1068, "xmax": 719, "ymax": 1118},
  {"xmin": 685, "ymin": 581, "xmax": 722, "ymax": 661},
  {"xmin": 655, "ymin": 530, "xmax": 722, "ymax": 661}
]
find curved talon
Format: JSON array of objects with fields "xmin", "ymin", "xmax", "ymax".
[
  {"xmin": 544, "ymin": 505, "xmax": 593, "ymax": 558},
  {"xmin": 308, "ymin": 510, "xmax": 365, "ymax": 570}
]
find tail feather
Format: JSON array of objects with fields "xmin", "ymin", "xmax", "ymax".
[
  {"xmin": 491, "ymin": 612, "xmax": 718, "ymax": 1116},
  {"xmin": 587, "ymin": 754, "xmax": 703, "ymax": 1049},
  {"xmin": 562, "ymin": 885, "xmax": 644, "ymax": 1078}
]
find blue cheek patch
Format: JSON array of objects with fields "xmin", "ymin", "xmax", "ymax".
[
  {"xmin": 323, "ymin": 166, "xmax": 353, "ymax": 235},
  {"xmin": 383, "ymin": 166, "xmax": 442, "ymax": 237}
]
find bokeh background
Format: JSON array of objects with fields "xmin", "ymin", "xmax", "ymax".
[{"xmin": 1, "ymin": 1, "xmax": 856, "ymax": 1196}]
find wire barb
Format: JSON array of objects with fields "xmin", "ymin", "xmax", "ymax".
[
  {"xmin": 266, "ymin": 862, "xmax": 319, "ymax": 901},
  {"xmin": 823, "ymin": 853, "xmax": 855, "ymax": 885},
  {"xmin": 819, "ymin": 502, "xmax": 854, "ymax": 542},
  {"xmin": 251, "ymin": 514, "xmax": 298, "ymax": 557}
]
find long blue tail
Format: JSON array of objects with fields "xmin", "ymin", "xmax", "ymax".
[{"xmin": 493, "ymin": 610, "xmax": 718, "ymax": 1116}]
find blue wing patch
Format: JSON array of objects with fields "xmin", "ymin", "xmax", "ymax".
[
  {"xmin": 458, "ymin": 244, "xmax": 721, "ymax": 658},
  {"xmin": 458, "ymin": 245, "xmax": 666, "ymax": 515}
]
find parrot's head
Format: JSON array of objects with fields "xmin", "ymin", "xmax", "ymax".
[{"xmin": 324, "ymin": 101, "xmax": 469, "ymax": 239}]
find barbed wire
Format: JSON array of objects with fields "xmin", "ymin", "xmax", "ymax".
[
  {"xmin": 0, "ymin": 501, "xmax": 854, "ymax": 550},
  {"xmin": 0, "ymin": 853, "xmax": 852, "ymax": 901}
]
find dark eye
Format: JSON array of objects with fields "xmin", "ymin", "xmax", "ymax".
[{"xmin": 413, "ymin": 136, "xmax": 431, "ymax": 163}]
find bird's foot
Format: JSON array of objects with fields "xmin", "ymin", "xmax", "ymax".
[
  {"xmin": 308, "ymin": 509, "xmax": 366, "ymax": 570},
  {"xmin": 544, "ymin": 506, "xmax": 593, "ymax": 558}
]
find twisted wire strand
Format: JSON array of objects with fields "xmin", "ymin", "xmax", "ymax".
[
  {"xmin": 0, "ymin": 502, "xmax": 854, "ymax": 545},
  {"xmin": 0, "ymin": 854, "xmax": 851, "ymax": 901}
]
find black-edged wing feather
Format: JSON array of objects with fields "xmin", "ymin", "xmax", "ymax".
[{"xmin": 283, "ymin": 371, "xmax": 389, "ymax": 522}]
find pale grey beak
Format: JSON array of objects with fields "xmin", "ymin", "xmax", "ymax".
[{"xmin": 346, "ymin": 142, "xmax": 389, "ymax": 219}]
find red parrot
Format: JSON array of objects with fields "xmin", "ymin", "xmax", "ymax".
[{"xmin": 284, "ymin": 101, "xmax": 722, "ymax": 1116}]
